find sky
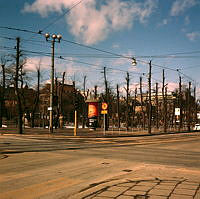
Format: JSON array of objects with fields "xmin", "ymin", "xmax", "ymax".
[{"xmin": 0, "ymin": 0, "xmax": 200, "ymax": 96}]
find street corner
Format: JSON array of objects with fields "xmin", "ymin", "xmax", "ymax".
[{"xmin": 69, "ymin": 177, "xmax": 200, "ymax": 199}]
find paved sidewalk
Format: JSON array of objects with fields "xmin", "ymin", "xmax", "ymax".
[
  {"xmin": 71, "ymin": 165, "xmax": 200, "ymax": 199},
  {"xmin": 0, "ymin": 127, "xmax": 197, "ymax": 138}
]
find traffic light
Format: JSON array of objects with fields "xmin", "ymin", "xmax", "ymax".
[
  {"xmin": 53, "ymin": 96, "xmax": 58, "ymax": 106},
  {"xmin": 74, "ymin": 100, "xmax": 79, "ymax": 110}
]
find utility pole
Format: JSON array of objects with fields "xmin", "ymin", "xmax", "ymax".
[
  {"xmin": 103, "ymin": 67, "xmax": 108, "ymax": 130},
  {"xmin": 140, "ymin": 76, "xmax": 145, "ymax": 129},
  {"xmin": 126, "ymin": 72, "xmax": 130, "ymax": 131},
  {"xmin": 60, "ymin": 72, "xmax": 65, "ymax": 116},
  {"xmin": 117, "ymin": 84, "xmax": 120, "ymax": 129},
  {"xmin": 73, "ymin": 81, "xmax": 77, "ymax": 136},
  {"xmin": 162, "ymin": 69, "xmax": 167, "ymax": 133},
  {"xmin": 194, "ymin": 86, "xmax": 197, "ymax": 124},
  {"xmin": 82, "ymin": 75, "xmax": 86, "ymax": 128},
  {"xmin": 148, "ymin": 61, "xmax": 152, "ymax": 134},
  {"xmin": 94, "ymin": 85, "xmax": 97, "ymax": 99},
  {"xmin": 187, "ymin": 81, "xmax": 191, "ymax": 131},
  {"xmin": 155, "ymin": 82, "xmax": 159, "ymax": 129},
  {"xmin": 83, "ymin": 76, "xmax": 86, "ymax": 98},
  {"xmin": 0, "ymin": 63, "xmax": 5, "ymax": 128},
  {"xmin": 178, "ymin": 76, "xmax": 183, "ymax": 131},
  {"xmin": 165, "ymin": 85, "xmax": 168, "ymax": 132},
  {"xmin": 44, "ymin": 33, "xmax": 62, "ymax": 133},
  {"xmin": 15, "ymin": 37, "xmax": 23, "ymax": 134},
  {"xmin": 133, "ymin": 87, "xmax": 137, "ymax": 128}
]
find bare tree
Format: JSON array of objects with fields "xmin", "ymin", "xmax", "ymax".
[{"xmin": 31, "ymin": 66, "xmax": 41, "ymax": 127}]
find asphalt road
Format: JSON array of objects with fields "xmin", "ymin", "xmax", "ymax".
[{"xmin": 0, "ymin": 132, "xmax": 200, "ymax": 199}]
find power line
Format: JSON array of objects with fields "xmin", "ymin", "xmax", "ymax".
[{"xmin": 41, "ymin": 0, "xmax": 85, "ymax": 32}]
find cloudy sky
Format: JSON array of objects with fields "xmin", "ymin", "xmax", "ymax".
[{"xmin": 0, "ymin": 0, "xmax": 200, "ymax": 95}]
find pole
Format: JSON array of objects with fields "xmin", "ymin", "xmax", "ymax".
[
  {"xmin": 187, "ymin": 81, "xmax": 191, "ymax": 131},
  {"xmin": 104, "ymin": 113, "xmax": 106, "ymax": 136},
  {"xmin": 15, "ymin": 37, "xmax": 23, "ymax": 134},
  {"xmin": 126, "ymin": 72, "xmax": 130, "ymax": 131},
  {"xmin": 179, "ymin": 76, "xmax": 182, "ymax": 131},
  {"xmin": 155, "ymin": 82, "xmax": 159, "ymax": 129},
  {"xmin": 148, "ymin": 61, "xmax": 152, "ymax": 134},
  {"xmin": 74, "ymin": 110, "xmax": 77, "ymax": 136},
  {"xmin": 117, "ymin": 84, "xmax": 120, "ymax": 129},
  {"xmin": 162, "ymin": 69, "xmax": 167, "ymax": 133},
  {"xmin": 140, "ymin": 76, "xmax": 145, "ymax": 129},
  {"xmin": 103, "ymin": 67, "xmax": 108, "ymax": 130},
  {"xmin": 194, "ymin": 86, "xmax": 197, "ymax": 124},
  {"xmin": 73, "ymin": 81, "xmax": 77, "ymax": 136},
  {"xmin": 164, "ymin": 85, "xmax": 168, "ymax": 132},
  {"xmin": 49, "ymin": 39, "xmax": 55, "ymax": 133}
]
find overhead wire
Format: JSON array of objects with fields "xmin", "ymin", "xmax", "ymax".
[{"xmin": 0, "ymin": 26, "xmax": 199, "ymax": 83}]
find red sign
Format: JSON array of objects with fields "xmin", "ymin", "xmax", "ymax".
[
  {"xmin": 101, "ymin": 102, "xmax": 108, "ymax": 110},
  {"xmin": 88, "ymin": 102, "xmax": 98, "ymax": 118}
]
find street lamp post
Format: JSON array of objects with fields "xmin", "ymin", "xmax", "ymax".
[{"xmin": 45, "ymin": 33, "xmax": 62, "ymax": 133}]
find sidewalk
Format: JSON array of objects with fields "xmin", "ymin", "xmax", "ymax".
[
  {"xmin": 0, "ymin": 127, "xmax": 196, "ymax": 138},
  {"xmin": 71, "ymin": 164, "xmax": 200, "ymax": 199}
]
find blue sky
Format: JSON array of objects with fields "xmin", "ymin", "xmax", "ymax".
[{"xmin": 0, "ymin": 0, "xmax": 200, "ymax": 96}]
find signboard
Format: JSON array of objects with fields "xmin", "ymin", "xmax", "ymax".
[
  {"xmin": 48, "ymin": 107, "xmax": 53, "ymax": 111},
  {"xmin": 175, "ymin": 108, "xmax": 180, "ymax": 116},
  {"xmin": 101, "ymin": 102, "xmax": 108, "ymax": 110},
  {"xmin": 88, "ymin": 102, "xmax": 98, "ymax": 118},
  {"xmin": 101, "ymin": 110, "xmax": 108, "ymax": 114}
]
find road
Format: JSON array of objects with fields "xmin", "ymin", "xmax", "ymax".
[{"xmin": 0, "ymin": 132, "xmax": 200, "ymax": 199}]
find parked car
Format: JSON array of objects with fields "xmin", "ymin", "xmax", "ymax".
[{"xmin": 193, "ymin": 124, "xmax": 200, "ymax": 131}]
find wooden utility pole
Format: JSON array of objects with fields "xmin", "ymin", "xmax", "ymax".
[
  {"xmin": 15, "ymin": 37, "xmax": 23, "ymax": 134},
  {"xmin": 148, "ymin": 61, "xmax": 152, "ymax": 134},
  {"xmin": 194, "ymin": 86, "xmax": 197, "ymax": 124},
  {"xmin": 0, "ymin": 63, "xmax": 5, "ymax": 128},
  {"xmin": 162, "ymin": 69, "xmax": 167, "ymax": 133},
  {"xmin": 126, "ymin": 72, "xmax": 130, "ymax": 130},
  {"xmin": 103, "ymin": 67, "xmax": 108, "ymax": 130},
  {"xmin": 31, "ymin": 67, "xmax": 40, "ymax": 128},
  {"xmin": 140, "ymin": 77, "xmax": 145, "ymax": 129},
  {"xmin": 155, "ymin": 82, "xmax": 159, "ymax": 129},
  {"xmin": 117, "ymin": 84, "xmax": 120, "ymax": 128},
  {"xmin": 187, "ymin": 81, "xmax": 191, "ymax": 131},
  {"xmin": 94, "ymin": 85, "xmax": 97, "ymax": 99},
  {"xmin": 133, "ymin": 87, "xmax": 137, "ymax": 127},
  {"xmin": 82, "ymin": 75, "xmax": 86, "ymax": 128},
  {"xmin": 73, "ymin": 81, "xmax": 77, "ymax": 136},
  {"xmin": 179, "ymin": 76, "xmax": 182, "ymax": 131},
  {"xmin": 60, "ymin": 72, "xmax": 65, "ymax": 115},
  {"xmin": 165, "ymin": 85, "xmax": 168, "ymax": 132}
]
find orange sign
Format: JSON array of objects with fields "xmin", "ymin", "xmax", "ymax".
[
  {"xmin": 101, "ymin": 110, "xmax": 108, "ymax": 114},
  {"xmin": 88, "ymin": 102, "xmax": 98, "ymax": 118},
  {"xmin": 101, "ymin": 102, "xmax": 108, "ymax": 110}
]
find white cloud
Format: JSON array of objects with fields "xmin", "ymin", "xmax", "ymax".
[
  {"xmin": 23, "ymin": 0, "xmax": 158, "ymax": 45},
  {"xmin": 112, "ymin": 44, "xmax": 120, "ymax": 49},
  {"xmin": 170, "ymin": 0, "xmax": 198, "ymax": 16},
  {"xmin": 158, "ymin": 18, "xmax": 168, "ymax": 27},
  {"xmin": 186, "ymin": 31, "xmax": 200, "ymax": 41},
  {"xmin": 24, "ymin": 56, "xmax": 51, "ymax": 71},
  {"xmin": 184, "ymin": 16, "xmax": 190, "ymax": 25}
]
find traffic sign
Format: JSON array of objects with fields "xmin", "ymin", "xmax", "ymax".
[
  {"xmin": 101, "ymin": 110, "xmax": 108, "ymax": 114},
  {"xmin": 101, "ymin": 102, "xmax": 108, "ymax": 110}
]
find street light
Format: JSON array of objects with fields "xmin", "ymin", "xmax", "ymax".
[
  {"xmin": 45, "ymin": 33, "xmax": 62, "ymax": 133},
  {"xmin": 131, "ymin": 57, "xmax": 137, "ymax": 66}
]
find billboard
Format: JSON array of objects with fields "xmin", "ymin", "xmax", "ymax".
[{"xmin": 88, "ymin": 102, "xmax": 98, "ymax": 118}]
